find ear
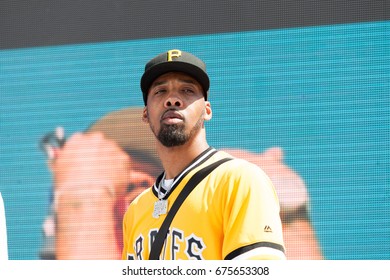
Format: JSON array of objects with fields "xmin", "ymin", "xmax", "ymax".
[
  {"xmin": 204, "ymin": 101, "xmax": 212, "ymax": 121},
  {"xmin": 142, "ymin": 107, "xmax": 149, "ymax": 123}
]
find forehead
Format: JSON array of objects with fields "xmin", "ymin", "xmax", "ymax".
[{"xmin": 151, "ymin": 72, "xmax": 202, "ymax": 87}]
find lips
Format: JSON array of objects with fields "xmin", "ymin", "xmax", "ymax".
[{"xmin": 161, "ymin": 110, "xmax": 183, "ymax": 121}]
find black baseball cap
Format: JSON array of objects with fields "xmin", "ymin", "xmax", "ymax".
[{"xmin": 140, "ymin": 49, "xmax": 210, "ymax": 105}]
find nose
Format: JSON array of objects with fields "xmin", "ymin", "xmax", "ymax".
[{"xmin": 164, "ymin": 91, "xmax": 182, "ymax": 108}]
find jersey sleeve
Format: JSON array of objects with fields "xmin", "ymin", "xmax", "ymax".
[{"xmin": 219, "ymin": 159, "xmax": 286, "ymax": 260}]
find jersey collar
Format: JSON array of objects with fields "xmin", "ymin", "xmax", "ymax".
[{"xmin": 152, "ymin": 147, "xmax": 217, "ymax": 199}]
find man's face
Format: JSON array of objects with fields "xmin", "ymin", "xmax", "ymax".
[
  {"xmin": 144, "ymin": 72, "xmax": 211, "ymax": 147},
  {"xmin": 124, "ymin": 159, "xmax": 160, "ymax": 204}
]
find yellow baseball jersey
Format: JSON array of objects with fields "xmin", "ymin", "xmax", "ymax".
[{"xmin": 122, "ymin": 147, "xmax": 286, "ymax": 260}]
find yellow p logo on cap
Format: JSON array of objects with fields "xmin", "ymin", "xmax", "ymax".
[{"xmin": 167, "ymin": 49, "xmax": 182, "ymax": 61}]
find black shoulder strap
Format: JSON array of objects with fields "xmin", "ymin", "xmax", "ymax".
[{"xmin": 149, "ymin": 157, "xmax": 232, "ymax": 260}]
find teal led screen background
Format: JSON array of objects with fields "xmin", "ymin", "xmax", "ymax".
[{"xmin": 0, "ymin": 1, "xmax": 389, "ymax": 260}]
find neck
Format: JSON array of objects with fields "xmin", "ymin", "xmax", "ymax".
[{"xmin": 156, "ymin": 132, "xmax": 209, "ymax": 179}]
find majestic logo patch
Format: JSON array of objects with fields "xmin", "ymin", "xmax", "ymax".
[{"xmin": 264, "ymin": 225, "xmax": 272, "ymax": 233}]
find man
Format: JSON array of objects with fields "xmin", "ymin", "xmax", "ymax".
[
  {"xmin": 46, "ymin": 107, "xmax": 162, "ymax": 259},
  {"xmin": 122, "ymin": 49, "xmax": 286, "ymax": 260}
]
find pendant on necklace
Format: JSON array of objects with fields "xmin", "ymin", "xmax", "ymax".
[{"xmin": 153, "ymin": 199, "xmax": 168, "ymax": 219}]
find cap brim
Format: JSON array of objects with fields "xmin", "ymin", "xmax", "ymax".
[{"xmin": 141, "ymin": 61, "xmax": 210, "ymax": 104}]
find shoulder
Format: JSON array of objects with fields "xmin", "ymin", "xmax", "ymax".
[
  {"xmin": 212, "ymin": 150, "xmax": 279, "ymax": 200},
  {"xmin": 128, "ymin": 186, "xmax": 154, "ymax": 209},
  {"xmin": 123, "ymin": 187, "xmax": 153, "ymax": 219}
]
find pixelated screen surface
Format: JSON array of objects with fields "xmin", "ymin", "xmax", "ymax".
[{"xmin": 0, "ymin": 2, "xmax": 389, "ymax": 260}]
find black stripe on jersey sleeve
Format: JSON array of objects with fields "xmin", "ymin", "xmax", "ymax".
[{"xmin": 224, "ymin": 242, "xmax": 286, "ymax": 260}]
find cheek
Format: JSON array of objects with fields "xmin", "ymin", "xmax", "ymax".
[{"xmin": 145, "ymin": 110, "xmax": 161, "ymax": 129}]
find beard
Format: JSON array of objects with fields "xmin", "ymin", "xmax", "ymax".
[{"xmin": 156, "ymin": 110, "xmax": 205, "ymax": 147}]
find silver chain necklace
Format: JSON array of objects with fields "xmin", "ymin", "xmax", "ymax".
[{"xmin": 153, "ymin": 173, "xmax": 169, "ymax": 218}]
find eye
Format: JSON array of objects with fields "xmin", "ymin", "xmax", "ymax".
[
  {"xmin": 154, "ymin": 89, "xmax": 166, "ymax": 95},
  {"xmin": 182, "ymin": 88, "xmax": 195, "ymax": 94},
  {"xmin": 149, "ymin": 85, "xmax": 166, "ymax": 96},
  {"xmin": 140, "ymin": 180, "xmax": 150, "ymax": 188},
  {"xmin": 126, "ymin": 180, "xmax": 152, "ymax": 193},
  {"xmin": 126, "ymin": 183, "xmax": 136, "ymax": 192}
]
